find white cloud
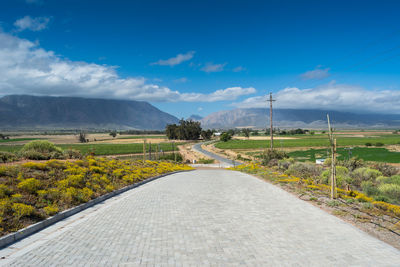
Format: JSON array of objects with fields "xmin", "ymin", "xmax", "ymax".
[
  {"xmin": 233, "ymin": 66, "xmax": 245, "ymax": 72},
  {"xmin": 14, "ymin": 16, "xmax": 50, "ymax": 32},
  {"xmin": 300, "ymin": 67, "xmax": 330, "ymax": 80},
  {"xmin": 181, "ymin": 87, "xmax": 256, "ymax": 102},
  {"xmin": 151, "ymin": 51, "xmax": 194, "ymax": 66},
  {"xmin": 0, "ymin": 32, "xmax": 255, "ymax": 103},
  {"xmin": 233, "ymin": 82, "xmax": 400, "ymax": 114},
  {"xmin": 201, "ymin": 62, "xmax": 226, "ymax": 73}
]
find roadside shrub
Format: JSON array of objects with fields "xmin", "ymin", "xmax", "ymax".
[
  {"xmin": 0, "ymin": 151, "xmax": 19, "ymax": 163},
  {"xmin": 351, "ymin": 167, "xmax": 382, "ymax": 185},
  {"xmin": 370, "ymin": 163, "xmax": 398, "ymax": 177},
  {"xmin": 321, "ymin": 166, "xmax": 352, "ymax": 187},
  {"xmin": 21, "ymin": 140, "xmax": 62, "ymax": 154},
  {"xmin": 361, "ymin": 181, "xmax": 379, "ymax": 196},
  {"xmin": 278, "ymin": 158, "xmax": 295, "ymax": 171},
  {"xmin": 339, "ymin": 157, "xmax": 365, "ymax": 171},
  {"xmin": 262, "ymin": 149, "xmax": 288, "ymax": 166},
  {"xmin": 43, "ymin": 204, "xmax": 59, "ymax": 216},
  {"xmin": 285, "ymin": 162, "xmax": 322, "ymax": 179},
  {"xmin": 0, "ymin": 184, "xmax": 11, "ymax": 198},
  {"xmin": 365, "ymin": 142, "xmax": 372, "ymax": 146},
  {"xmin": 220, "ymin": 132, "xmax": 232, "ymax": 142},
  {"xmin": 377, "ymin": 175, "xmax": 400, "ymax": 185},
  {"xmin": 378, "ymin": 183, "xmax": 400, "ymax": 201},
  {"xmin": 375, "ymin": 142, "xmax": 384, "ymax": 147},
  {"xmin": 21, "ymin": 140, "xmax": 63, "ymax": 160},
  {"xmin": 17, "ymin": 178, "xmax": 41, "ymax": 194},
  {"xmin": 12, "ymin": 203, "xmax": 34, "ymax": 220},
  {"xmin": 63, "ymin": 149, "xmax": 83, "ymax": 159},
  {"xmin": 20, "ymin": 150, "xmax": 50, "ymax": 160}
]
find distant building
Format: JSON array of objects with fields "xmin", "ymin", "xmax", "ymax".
[
  {"xmin": 316, "ymin": 159, "xmax": 325, "ymax": 165},
  {"xmin": 214, "ymin": 132, "xmax": 222, "ymax": 136}
]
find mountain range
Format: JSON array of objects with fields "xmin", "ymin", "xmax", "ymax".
[
  {"xmin": 1, "ymin": 95, "xmax": 400, "ymax": 130},
  {"xmin": 0, "ymin": 95, "xmax": 178, "ymax": 130},
  {"xmin": 200, "ymin": 108, "xmax": 400, "ymax": 129}
]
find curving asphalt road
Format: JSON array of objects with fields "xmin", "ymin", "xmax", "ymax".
[
  {"xmin": 192, "ymin": 142, "xmax": 242, "ymax": 167},
  {"xmin": 1, "ymin": 170, "xmax": 399, "ymax": 266}
]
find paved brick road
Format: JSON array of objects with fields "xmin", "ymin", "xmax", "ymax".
[{"xmin": 1, "ymin": 170, "xmax": 400, "ymax": 266}]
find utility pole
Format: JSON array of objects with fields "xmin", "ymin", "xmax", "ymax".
[
  {"xmin": 143, "ymin": 139, "xmax": 146, "ymax": 162},
  {"xmin": 327, "ymin": 114, "xmax": 337, "ymax": 199},
  {"xmin": 267, "ymin": 92, "xmax": 276, "ymax": 150}
]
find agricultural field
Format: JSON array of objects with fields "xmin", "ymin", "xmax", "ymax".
[
  {"xmin": 0, "ymin": 142, "xmax": 182, "ymax": 156},
  {"xmin": 215, "ymin": 131, "xmax": 400, "ymax": 164},
  {"xmin": 0, "ymin": 132, "xmax": 181, "ymax": 157}
]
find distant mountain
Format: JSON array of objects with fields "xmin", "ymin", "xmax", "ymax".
[
  {"xmin": 200, "ymin": 108, "xmax": 400, "ymax": 129},
  {"xmin": 187, "ymin": 114, "xmax": 203, "ymax": 121},
  {"xmin": 0, "ymin": 95, "xmax": 179, "ymax": 130}
]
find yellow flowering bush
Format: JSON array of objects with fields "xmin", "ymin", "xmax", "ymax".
[
  {"xmin": 0, "ymin": 157, "xmax": 192, "ymax": 235},
  {"xmin": 229, "ymin": 163, "xmax": 400, "ymax": 218}
]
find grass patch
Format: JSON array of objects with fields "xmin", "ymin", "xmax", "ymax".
[
  {"xmin": 288, "ymin": 147, "xmax": 400, "ymax": 163},
  {"xmin": 0, "ymin": 138, "xmax": 39, "ymax": 143},
  {"xmin": 216, "ymin": 135, "xmax": 400, "ymax": 149},
  {"xmin": 0, "ymin": 143, "xmax": 183, "ymax": 156},
  {"xmin": 117, "ymin": 135, "xmax": 167, "ymax": 139}
]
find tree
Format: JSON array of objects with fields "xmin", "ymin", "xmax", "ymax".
[
  {"xmin": 242, "ymin": 128, "xmax": 251, "ymax": 138},
  {"xmin": 252, "ymin": 130, "xmax": 259, "ymax": 136},
  {"xmin": 220, "ymin": 132, "xmax": 232, "ymax": 142},
  {"xmin": 165, "ymin": 119, "xmax": 202, "ymax": 140},
  {"xmin": 201, "ymin": 129, "xmax": 213, "ymax": 140},
  {"xmin": 109, "ymin": 131, "xmax": 117, "ymax": 138},
  {"xmin": 78, "ymin": 132, "xmax": 88, "ymax": 143}
]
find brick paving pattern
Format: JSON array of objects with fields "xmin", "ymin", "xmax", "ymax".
[{"xmin": 2, "ymin": 170, "xmax": 400, "ymax": 266}]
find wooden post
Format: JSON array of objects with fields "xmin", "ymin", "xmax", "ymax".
[
  {"xmin": 327, "ymin": 114, "xmax": 337, "ymax": 199},
  {"xmin": 267, "ymin": 92, "xmax": 276, "ymax": 150}
]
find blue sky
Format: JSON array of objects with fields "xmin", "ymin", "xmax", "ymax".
[{"xmin": 1, "ymin": 0, "xmax": 400, "ymax": 118}]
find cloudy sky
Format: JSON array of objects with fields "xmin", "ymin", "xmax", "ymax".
[{"xmin": 1, "ymin": 0, "xmax": 400, "ymax": 118}]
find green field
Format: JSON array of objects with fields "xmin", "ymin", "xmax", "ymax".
[
  {"xmin": 0, "ymin": 138, "xmax": 38, "ymax": 143},
  {"xmin": 117, "ymin": 135, "xmax": 167, "ymax": 139},
  {"xmin": 215, "ymin": 135, "xmax": 400, "ymax": 149},
  {"xmin": 288, "ymin": 147, "xmax": 400, "ymax": 163},
  {"xmin": 0, "ymin": 142, "xmax": 181, "ymax": 156}
]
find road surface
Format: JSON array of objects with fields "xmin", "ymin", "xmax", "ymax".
[
  {"xmin": 192, "ymin": 142, "xmax": 242, "ymax": 167},
  {"xmin": 1, "ymin": 170, "xmax": 400, "ymax": 266}
]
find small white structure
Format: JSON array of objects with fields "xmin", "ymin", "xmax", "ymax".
[
  {"xmin": 214, "ymin": 132, "xmax": 222, "ymax": 136},
  {"xmin": 316, "ymin": 159, "xmax": 326, "ymax": 165}
]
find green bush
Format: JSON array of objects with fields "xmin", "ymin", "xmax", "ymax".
[
  {"xmin": 21, "ymin": 140, "xmax": 62, "ymax": 154},
  {"xmin": 158, "ymin": 153, "xmax": 183, "ymax": 162},
  {"xmin": 365, "ymin": 142, "xmax": 372, "ymax": 146},
  {"xmin": 321, "ymin": 166, "xmax": 352, "ymax": 187},
  {"xmin": 378, "ymin": 183, "xmax": 400, "ymax": 202},
  {"xmin": 361, "ymin": 181, "xmax": 379, "ymax": 196},
  {"xmin": 220, "ymin": 132, "xmax": 232, "ymax": 142},
  {"xmin": 0, "ymin": 151, "xmax": 19, "ymax": 163},
  {"xmin": 375, "ymin": 142, "xmax": 384, "ymax": 147},
  {"xmin": 285, "ymin": 162, "xmax": 322, "ymax": 179},
  {"xmin": 377, "ymin": 175, "xmax": 400, "ymax": 185},
  {"xmin": 63, "ymin": 149, "xmax": 83, "ymax": 159},
  {"xmin": 370, "ymin": 163, "xmax": 398, "ymax": 177},
  {"xmin": 351, "ymin": 167, "xmax": 382, "ymax": 185},
  {"xmin": 262, "ymin": 149, "xmax": 288, "ymax": 166},
  {"xmin": 20, "ymin": 150, "xmax": 50, "ymax": 160},
  {"xmin": 339, "ymin": 157, "xmax": 365, "ymax": 171},
  {"xmin": 20, "ymin": 140, "xmax": 64, "ymax": 160},
  {"xmin": 278, "ymin": 158, "xmax": 295, "ymax": 171}
]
